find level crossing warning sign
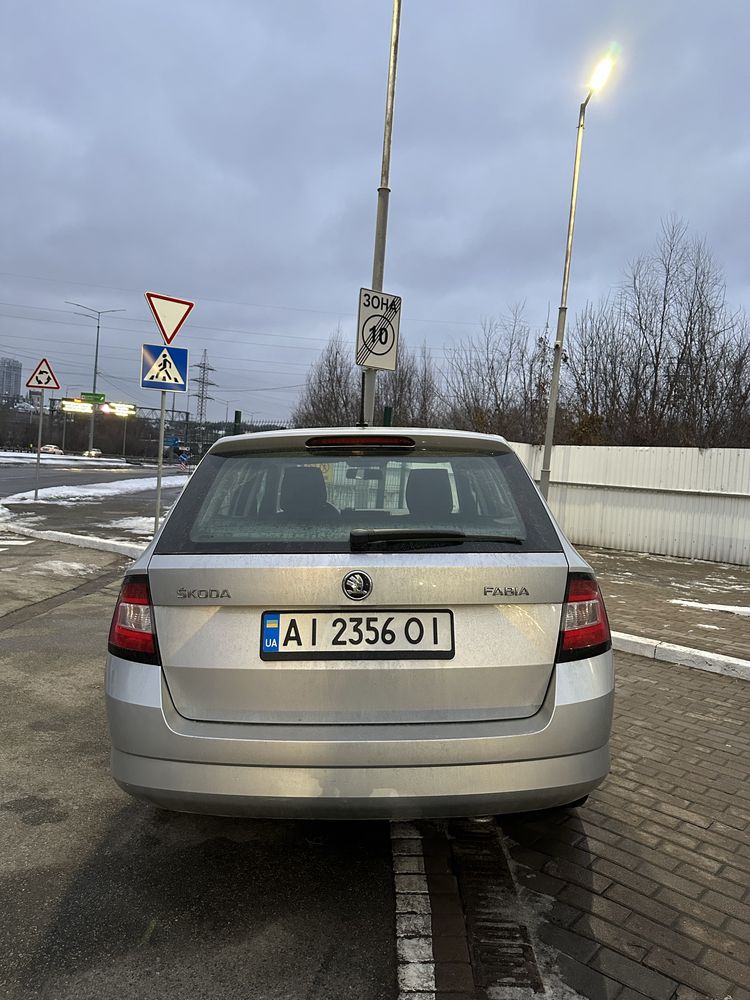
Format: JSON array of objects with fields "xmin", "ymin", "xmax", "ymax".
[
  {"xmin": 26, "ymin": 358, "xmax": 60, "ymax": 390},
  {"xmin": 140, "ymin": 344, "xmax": 189, "ymax": 392},
  {"xmin": 355, "ymin": 288, "xmax": 401, "ymax": 371}
]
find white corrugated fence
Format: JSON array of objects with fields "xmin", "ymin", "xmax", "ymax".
[{"xmin": 510, "ymin": 443, "xmax": 750, "ymax": 566}]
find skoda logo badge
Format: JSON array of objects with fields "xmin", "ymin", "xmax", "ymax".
[{"xmin": 342, "ymin": 571, "xmax": 372, "ymax": 601}]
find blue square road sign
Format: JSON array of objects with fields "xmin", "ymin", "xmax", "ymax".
[{"xmin": 140, "ymin": 344, "xmax": 189, "ymax": 392}]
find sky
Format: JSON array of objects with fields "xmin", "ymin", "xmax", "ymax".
[{"xmin": 1, "ymin": 0, "xmax": 748, "ymax": 423}]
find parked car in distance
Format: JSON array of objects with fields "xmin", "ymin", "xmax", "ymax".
[
  {"xmin": 39, "ymin": 444, "xmax": 64, "ymax": 455},
  {"xmin": 83, "ymin": 449, "xmax": 102, "ymax": 458},
  {"xmin": 106, "ymin": 427, "xmax": 614, "ymax": 819}
]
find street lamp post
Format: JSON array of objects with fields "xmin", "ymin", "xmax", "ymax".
[
  {"xmin": 61, "ymin": 385, "xmax": 78, "ymax": 452},
  {"xmin": 65, "ymin": 301, "xmax": 125, "ymax": 451},
  {"xmin": 538, "ymin": 54, "xmax": 615, "ymax": 500}
]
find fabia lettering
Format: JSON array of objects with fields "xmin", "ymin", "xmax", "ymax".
[{"xmin": 483, "ymin": 586, "xmax": 530, "ymax": 597}]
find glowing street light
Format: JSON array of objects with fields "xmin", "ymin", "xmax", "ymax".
[
  {"xmin": 539, "ymin": 49, "xmax": 618, "ymax": 500},
  {"xmin": 589, "ymin": 56, "xmax": 615, "ymax": 93},
  {"xmin": 65, "ymin": 300, "xmax": 125, "ymax": 451}
]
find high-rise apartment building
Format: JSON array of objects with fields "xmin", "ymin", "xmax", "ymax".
[{"xmin": 0, "ymin": 357, "xmax": 22, "ymax": 403}]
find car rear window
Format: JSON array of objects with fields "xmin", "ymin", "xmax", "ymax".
[{"xmin": 154, "ymin": 448, "xmax": 562, "ymax": 554}]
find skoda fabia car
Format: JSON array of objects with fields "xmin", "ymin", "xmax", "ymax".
[{"xmin": 105, "ymin": 428, "xmax": 613, "ymax": 818}]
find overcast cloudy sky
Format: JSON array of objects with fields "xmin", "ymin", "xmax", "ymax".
[{"xmin": 1, "ymin": 1, "xmax": 748, "ymax": 421}]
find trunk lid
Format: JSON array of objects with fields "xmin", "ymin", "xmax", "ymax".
[{"xmin": 148, "ymin": 552, "xmax": 568, "ymax": 724}]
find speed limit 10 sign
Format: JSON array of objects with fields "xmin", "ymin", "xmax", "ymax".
[{"xmin": 355, "ymin": 287, "xmax": 401, "ymax": 371}]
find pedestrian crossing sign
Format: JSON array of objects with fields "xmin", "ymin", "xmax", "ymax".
[{"xmin": 140, "ymin": 343, "xmax": 189, "ymax": 392}]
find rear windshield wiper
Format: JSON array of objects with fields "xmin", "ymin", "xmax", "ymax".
[{"xmin": 350, "ymin": 528, "xmax": 524, "ymax": 551}]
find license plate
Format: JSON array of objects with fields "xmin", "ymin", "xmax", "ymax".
[{"xmin": 260, "ymin": 609, "xmax": 454, "ymax": 660}]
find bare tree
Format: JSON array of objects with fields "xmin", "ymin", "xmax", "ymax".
[
  {"xmin": 442, "ymin": 306, "xmax": 551, "ymax": 441},
  {"xmin": 292, "ymin": 330, "xmax": 444, "ymax": 429},
  {"xmin": 563, "ymin": 217, "xmax": 750, "ymax": 447},
  {"xmin": 378, "ymin": 338, "xmax": 444, "ymax": 426},
  {"xmin": 291, "ymin": 329, "xmax": 360, "ymax": 427}
]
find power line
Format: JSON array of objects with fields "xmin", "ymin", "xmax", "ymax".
[{"xmin": 0, "ymin": 270, "xmax": 490, "ymax": 327}]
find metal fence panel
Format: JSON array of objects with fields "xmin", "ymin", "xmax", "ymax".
[{"xmin": 510, "ymin": 443, "xmax": 750, "ymax": 565}]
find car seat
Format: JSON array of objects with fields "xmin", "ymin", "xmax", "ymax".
[
  {"xmin": 405, "ymin": 468, "xmax": 454, "ymax": 519},
  {"xmin": 279, "ymin": 466, "xmax": 338, "ymax": 520}
]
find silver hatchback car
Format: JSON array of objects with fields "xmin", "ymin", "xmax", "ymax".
[{"xmin": 106, "ymin": 427, "xmax": 613, "ymax": 818}]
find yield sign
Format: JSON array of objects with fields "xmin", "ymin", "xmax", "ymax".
[
  {"xmin": 145, "ymin": 291, "xmax": 194, "ymax": 345},
  {"xmin": 26, "ymin": 358, "xmax": 60, "ymax": 390}
]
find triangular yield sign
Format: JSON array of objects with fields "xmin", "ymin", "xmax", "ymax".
[
  {"xmin": 144, "ymin": 348, "xmax": 186, "ymax": 385},
  {"xmin": 145, "ymin": 291, "xmax": 194, "ymax": 345},
  {"xmin": 26, "ymin": 357, "xmax": 61, "ymax": 390}
]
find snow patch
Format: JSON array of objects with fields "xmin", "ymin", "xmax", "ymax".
[
  {"xmin": 28, "ymin": 560, "xmax": 92, "ymax": 576},
  {"xmin": 100, "ymin": 516, "xmax": 156, "ymax": 535},
  {"xmin": 0, "ymin": 450, "xmax": 129, "ymax": 466},
  {"xmin": 3, "ymin": 476, "xmax": 186, "ymax": 505},
  {"xmin": 669, "ymin": 599, "xmax": 750, "ymax": 617}
]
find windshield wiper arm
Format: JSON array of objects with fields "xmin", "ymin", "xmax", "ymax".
[{"xmin": 349, "ymin": 528, "xmax": 524, "ymax": 551}]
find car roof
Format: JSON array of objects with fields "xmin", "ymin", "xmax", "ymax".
[{"xmin": 208, "ymin": 427, "xmax": 512, "ymax": 457}]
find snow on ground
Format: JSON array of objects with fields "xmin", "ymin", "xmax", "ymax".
[
  {"xmin": 100, "ymin": 516, "xmax": 155, "ymax": 536},
  {"xmin": 670, "ymin": 598, "xmax": 750, "ymax": 617},
  {"xmin": 2, "ymin": 476, "xmax": 186, "ymax": 505},
  {"xmin": 0, "ymin": 450, "xmax": 130, "ymax": 466},
  {"xmin": 28, "ymin": 560, "xmax": 93, "ymax": 576}
]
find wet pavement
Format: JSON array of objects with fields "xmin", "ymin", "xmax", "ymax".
[{"xmin": 582, "ymin": 546, "xmax": 750, "ymax": 663}]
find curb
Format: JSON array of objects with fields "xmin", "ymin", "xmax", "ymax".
[
  {"xmin": 0, "ymin": 507, "xmax": 143, "ymax": 558},
  {"xmin": 612, "ymin": 630, "xmax": 750, "ymax": 682},
  {"xmin": 3, "ymin": 506, "xmax": 749, "ymax": 682}
]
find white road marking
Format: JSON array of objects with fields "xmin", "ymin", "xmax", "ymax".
[{"xmin": 391, "ymin": 821, "xmax": 435, "ymax": 1000}]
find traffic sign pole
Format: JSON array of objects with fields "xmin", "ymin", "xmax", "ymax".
[
  {"xmin": 34, "ymin": 389, "xmax": 44, "ymax": 501},
  {"xmin": 154, "ymin": 390, "xmax": 167, "ymax": 534},
  {"xmin": 142, "ymin": 289, "xmax": 195, "ymax": 534},
  {"xmin": 363, "ymin": 0, "xmax": 402, "ymax": 426}
]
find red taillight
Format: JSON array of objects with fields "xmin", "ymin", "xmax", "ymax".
[
  {"xmin": 558, "ymin": 574, "xmax": 611, "ymax": 661},
  {"xmin": 108, "ymin": 576, "xmax": 159, "ymax": 663}
]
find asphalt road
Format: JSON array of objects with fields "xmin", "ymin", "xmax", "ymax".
[{"xmin": 0, "ymin": 554, "xmax": 396, "ymax": 1000}]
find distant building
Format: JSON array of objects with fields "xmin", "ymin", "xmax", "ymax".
[{"xmin": 0, "ymin": 356, "xmax": 22, "ymax": 403}]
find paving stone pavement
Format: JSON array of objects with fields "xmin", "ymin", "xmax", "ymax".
[
  {"xmin": 502, "ymin": 650, "xmax": 750, "ymax": 1000},
  {"xmin": 582, "ymin": 547, "xmax": 750, "ymax": 663}
]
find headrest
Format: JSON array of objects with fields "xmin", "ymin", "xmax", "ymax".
[
  {"xmin": 406, "ymin": 468, "xmax": 454, "ymax": 518},
  {"xmin": 280, "ymin": 466, "xmax": 328, "ymax": 513}
]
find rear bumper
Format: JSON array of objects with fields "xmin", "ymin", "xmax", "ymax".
[
  {"xmin": 105, "ymin": 650, "xmax": 613, "ymax": 818},
  {"xmin": 111, "ymin": 745, "xmax": 608, "ymax": 819}
]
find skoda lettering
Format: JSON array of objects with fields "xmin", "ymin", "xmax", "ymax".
[{"xmin": 177, "ymin": 588, "xmax": 232, "ymax": 599}]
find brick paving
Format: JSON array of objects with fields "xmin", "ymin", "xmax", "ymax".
[
  {"xmin": 502, "ymin": 650, "xmax": 750, "ymax": 1000},
  {"xmin": 582, "ymin": 547, "xmax": 750, "ymax": 662}
]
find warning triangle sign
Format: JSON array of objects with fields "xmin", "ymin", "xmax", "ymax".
[
  {"xmin": 144, "ymin": 349, "xmax": 185, "ymax": 384},
  {"xmin": 145, "ymin": 291, "xmax": 194, "ymax": 345},
  {"xmin": 26, "ymin": 357, "xmax": 61, "ymax": 390}
]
